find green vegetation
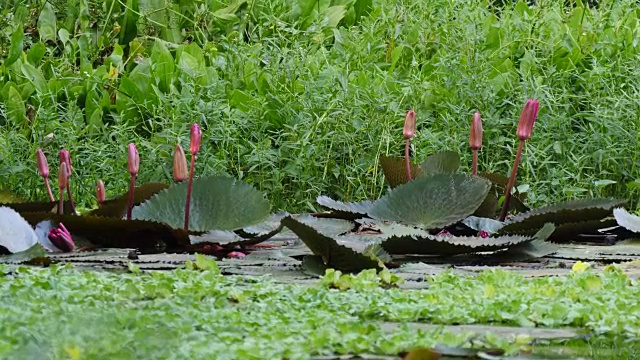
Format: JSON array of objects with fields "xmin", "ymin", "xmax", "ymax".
[
  {"xmin": 1, "ymin": 0, "xmax": 640, "ymax": 212},
  {"xmin": 1, "ymin": 261, "xmax": 640, "ymax": 358}
]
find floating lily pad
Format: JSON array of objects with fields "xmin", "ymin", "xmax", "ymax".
[
  {"xmin": 613, "ymin": 207, "xmax": 640, "ymax": 233},
  {"xmin": 379, "ymin": 155, "xmax": 423, "ymax": 188},
  {"xmin": 281, "ymin": 215, "xmax": 385, "ymax": 272},
  {"xmin": 131, "ymin": 176, "xmax": 271, "ymax": 232},
  {"xmin": 473, "ymin": 193, "xmax": 499, "ymax": 217},
  {"xmin": 0, "ymin": 200, "xmax": 75, "ymax": 215},
  {"xmin": 89, "ymin": 183, "xmax": 169, "ymax": 218},
  {"xmin": 547, "ymin": 219, "xmax": 620, "ymax": 243},
  {"xmin": 20, "ymin": 212, "xmax": 190, "ymax": 252},
  {"xmin": 0, "ymin": 243, "xmax": 51, "ymax": 265},
  {"xmin": 462, "ymin": 216, "xmax": 505, "ymax": 234},
  {"xmin": 190, "ymin": 213, "xmax": 286, "ymax": 247},
  {"xmin": 498, "ymin": 198, "xmax": 626, "ymax": 234},
  {"xmin": 420, "ymin": 150, "xmax": 460, "ymax": 175},
  {"xmin": 316, "ymin": 196, "xmax": 374, "ymax": 219},
  {"xmin": 497, "ymin": 223, "xmax": 558, "ymax": 261},
  {"xmin": 0, "ymin": 206, "xmax": 38, "ymax": 254},
  {"xmin": 368, "ymin": 173, "xmax": 491, "ymax": 229}
]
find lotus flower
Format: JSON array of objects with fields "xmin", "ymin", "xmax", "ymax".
[
  {"xmin": 184, "ymin": 123, "xmax": 201, "ymax": 231},
  {"xmin": 499, "ymin": 99, "xmax": 539, "ymax": 221},
  {"xmin": 36, "ymin": 148, "xmax": 55, "ymax": 202},
  {"xmin": 126, "ymin": 143, "xmax": 139, "ymax": 220},
  {"xmin": 403, "ymin": 109, "xmax": 416, "ymax": 181},
  {"xmin": 469, "ymin": 112, "xmax": 483, "ymax": 176},
  {"xmin": 47, "ymin": 223, "xmax": 75, "ymax": 252}
]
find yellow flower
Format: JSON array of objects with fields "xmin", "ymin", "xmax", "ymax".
[{"xmin": 572, "ymin": 261, "xmax": 591, "ymax": 273}]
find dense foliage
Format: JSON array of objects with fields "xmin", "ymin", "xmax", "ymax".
[{"xmin": 1, "ymin": 0, "xmax": 639, "ymax": 213}]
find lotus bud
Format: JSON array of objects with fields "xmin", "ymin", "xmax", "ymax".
[
  {"xmin": 48, "ymin": 223, "xmax": 75, "ymax": 252},
  {"xmin": 59, "ymin": 149, "xmax": 72, "ymax": 175},
  {"xmin": 227, "ymin": 251, "xmax": 246, "ymax": 258},
  {"xmin": 173, "ymin": 144, "xmax": 188, "ymax": 182},
  {"xmin": 58, "ymin": 162, "xmax": 69, "ymax": 190},
  {"xmin": 96, "ymin": 180, "xmax": 106, "ymax": 204},
  {"xmin": 516, "ymin": 99, "xmax": 539, "ymax": 141},
  {"xmin": 469, "ymin": 112, "xmax": 483, "ymax": 150},
  {"xmin": 57, "ymin": 162, "xmax": 69, "ymax": 215},
  {"xmin": 478, "ymin": 230, "xmax": 490, "ymax": 238},
  {"xmin": 403, "ymin": 109, "xmax": 416, "ymax": 140},
  {"xmin": 190, "ymin": 123, "xmax": 202, "ymax": 155},
  {"xmin": 36, "ymin": 148, "xmax": 49, "ymax": 177},
  {"xmin": 36, "ymin": 148, "xmax": 55, "ymax": 202},
  {"xmin": 127, "ymin": 143, "xmax": 139, "ymax": 176}
]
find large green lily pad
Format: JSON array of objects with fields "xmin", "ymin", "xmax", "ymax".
[
  {"xmin": 131, "ymin": 176, "xmax": 271, "ymax": 232},
  {"xmin": 368, "ymin": 173, "xmax": 491, "ymax": 229}
]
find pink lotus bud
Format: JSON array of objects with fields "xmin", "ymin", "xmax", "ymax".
[
  {"xmin": 516, "ymin": 99, "xmax": 539, "ymax": 141},
  {"xmin": 58, "ymin": 162, "xmax": 69, "ymax": 190},
  {"xmin": 59, "ymin": 149, "xmax": 72, "ymax": 176},
  {"xmin": 173, "ymin": 144, "xmax": 188, "ymax": 182},
  {"xmin": 403, "ymin": 109, "xmax": 416, "ymax": 140},
  {"xmin": 469, "ymin": 112, "xmax": 483, "ymax": 150},
  {"xmin": 96, "ymin": 180, "xmax": 106, "ymax": 204},
  {"xmin": 436, "ymin": 229, "xmax": 452, "ymax": 237},
  {"xmin": 127, "ymin": 143, "xmax": 139, "ymax": 175},
  {"xmin": 190, "ymin": 123, "xmax": 202, "ymax": 155},
  {"xmin": 478, "ymin": 230, "xmax": 490, "ymax": 238},
  {"xmin": 36, "ymin": 148, "xmax": 49, "ymax": 177},
  {"xmin": 48, "ymin": 223, "xmax": 75, "ymax": 252}
]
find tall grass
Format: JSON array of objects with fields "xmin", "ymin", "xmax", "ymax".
[{"xmin": 1, "ymin": 0, "xmax": 639, "ymax": 212}]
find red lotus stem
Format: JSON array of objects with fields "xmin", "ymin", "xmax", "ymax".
[
  {"xmin": 58, "ymin": 162, "xmax": 68, "ymax": 215},
  {"xmin": 184, "ymin": 123, "xmax": 201, "ymax": 231},
  {"xmin": 36, "ymin": 148, "xmax": 55, "ymax": 202},
  {"xmin": 469, "ymin": 112, "xmax": 483, "ymax": 176},
  {"xmin": 126, "ymin": 143, "xmax": 139, "ymax": 220},
  {"xmin": 403, "ymin": 109, "xmax": 416, "ymax": 181},
  {"xmin": 404, "ymin": 139, "xmax": 412, "ymax": 181},
  {"xmin": 59, "ymin": 150, "xmax": 76, "ymax": 214},
  {"xmin": 499, "ymin": 100, "xmax": 539, "ymax": 221}
]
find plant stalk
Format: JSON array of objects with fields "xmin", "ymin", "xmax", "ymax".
[
  {"xmin": 65, "ymin": 183, "xmax": 77, "ymax": 215},
  {"xmin": 404, "ymin": 139, "xmax": 412, "ymax": 181},
  {"xmin": 126, "ymin": 175, "xmax": 136, "ymax": 220},
  {"xmin": 184, "ymin": 154, "xmax": 196, "ymax": 231},
  {"xmin": 499, "ymin": 140, "xmax": 525, "ymax": 221},
  {"xmin": 44, "ymin": 177, "xmax": 55, "ymax": 202},
  {"xmin": 58, "ymin": 189, "xmax": 65, "ymax": 215},
  {"xmin": 472, "ymin": 150, "xmax": 479, "ymax": 176}
]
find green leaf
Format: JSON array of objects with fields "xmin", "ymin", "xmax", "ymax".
[
  {"xmin": 498, "ymin": 223, "xmax": 558, "ymax": 261},
  {"xmin": 379, "ymin": 155, "xmax": 422, "ymax": 188},
  {"xmin": 613, "ymin": 208, "xmax": 640, "ymax": 233},
  {"xmin": 21, "ymin": 62, "xmax": 48, "ymax": 94},
  {"xmin": 228, "ymin": 89, "xmax": 260, "ymax": 113},
  {"xmin": 419, "ymin": 151, "xmax": 460, "ymax": 175},
  {"xmin": 27, "ymin": 42, "xmax": 47, "ymax": 65},
  {"xmin": 119, "ymin": 0, "xmax": 140, "ymax": 46},
  {"xmin": 191, "ymin": 213, "xmax": 286, "ymax": 247},
  {"xmin": 132, "ymin": 176, "xmax": 271, "ymax": 232},
  {"xmin": 368, "ymin": 173, "xmax": 491, "ymax": 229},
  {"xmin": 193, "ymin": 253, "xmax": 220, "ymax": 273},
  {"xmin": 281, "ymin": 215, "xmax": 385, "ymax": 272},
  {"xmin": 38, "ymin": 2, "xmax": 57, "ymax": 42},
  {"xmin": 88, "ymin": 183, "xmax": 170, "ymax": 218},
  {"xmin": 353, "ymin": 0, "xmax": 372, "ymax": 20},
  {"xmin": 5, "ymin": 86, "xmax": 26, "ymax": 126},
  {"xmin": 499, "ymin": 198, "xmax": 627, "ymax": 234},
  {"xmin": 5, "ymin": 24, "xmax": 24, "ymax": 67},
  {"xmin": 324, "ymin": 5, "xmax": 346, "ymax": 27},
  {"xmin": 151, "ymin": 40, "xmax": 175, "ymax": 93}
]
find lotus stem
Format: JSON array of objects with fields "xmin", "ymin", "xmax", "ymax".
[
  {"xmin": 499, "ymin": 139, "xmax": 524, "ymax": 221},
  {"xmin": 184, "ymin": 123, "xmax": 202, "ymax": 231},
  {"xmin": 59, "ymin": 150, "xmax": 76, "ymax": 214},
  {"xmin": 58, "ymin": 162, "xmax": 69, "ymax": 215},
  {"xmin": 404, "ymin": 138, "xmax": 412, "ymax": 181},
  {"xmin": 472, "ymin": 150, "xmax": 479, "ymax": 176},
  {"xmin": 126, "ymin": 143, "xmax": 139, "ymax": 220}
]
